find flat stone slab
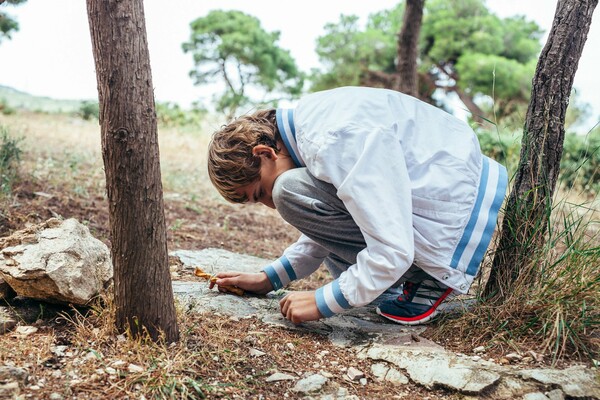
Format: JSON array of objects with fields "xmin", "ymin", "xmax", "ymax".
[{"xmin": 171, "ymin": 248, "xmax": 600, "ymax": 399}]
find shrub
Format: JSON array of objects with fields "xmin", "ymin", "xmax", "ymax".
[
  {"xmin": 79, "ymin": 101, "xmax": 100, "ymax": 120},
  {"xmin": 0, "ymin": 98, "xmax": 16, "ymax": 115},
  {"xmin": 0, "ymin": 126, "xmax": 23, "ymax": 194},
  {"xmin": 156, "ymin": 102, "xmax": 206, "ymax": 127}
]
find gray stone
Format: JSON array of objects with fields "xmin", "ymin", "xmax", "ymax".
[
  {"xmin": 0, "ymin": 381, "xmax": 19, "ymax": 398},
  {"xmin": 0, "ymin": 218, "xmax": 112, "ymax": 305},
  {"xmin": 292, "ymin": 374, "xmax": 328, "ymax": 393},
  {"xmin": 0, "ymin": 366, "xmax": 28, "ymax": 387},
  {"xmin": 265, "ymin": 372, "xmax": 296, "ymax": 382},
  {"xmin": 249, "ymin": 348, "xmax": 266, "ymax": 357},
  {"xmin": 545, "ymin": 389, "xmax": 564, "ymax": 400},
  {"xmin": 370, "ymin": 363, "xmax": 389, "ymax": 381},
  {"xmin": 523, "ymin": 393, "xmax": 550, "ymax": 400},
  {"xmin": 365, "ymin": 345, "xmax": 500, "ymax": 394},
  {"xmin": 519, "ymin": 366, "xmax": 600, "ymax": 398},
  {"xmin": 346, "ymin": 367, "xmax": 364, "ymax": 381},
  {"xmin": 171, "ymin": 248, "xmax": 267, "ymax": 274},
  {"xmin": 385, "ymin": 368, "xmax": 409, "ymax": 385}
]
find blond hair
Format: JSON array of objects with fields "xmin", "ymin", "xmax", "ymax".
[{"xmin": 208, "ymin": 109, "xmax": 280, "ymax": 203}]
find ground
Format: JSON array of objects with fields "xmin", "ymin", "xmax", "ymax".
[{"xmin": 0, "ymin": 112, "xmax": 597, "ymax": 399}]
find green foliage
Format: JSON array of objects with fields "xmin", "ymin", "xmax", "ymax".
[
  {"xmin": 0, "ymin": 0, "xmax": 27, "ymax": 44},
  {"xmin": 78, "ymin": 100, "xmax": 99, "ymax": 120},
  {"xmin": 182, "ymin": 10, "xmax": 304, "ymax": 116},
  {"xmin": 312, "ymin": 0, "xmax": 544, "ymax": 123},
  {"xmin": 0, "ymin": 125, "xmax": 23, "ymax": 194},
  {"xmin": 156, "ymin": 102, "xmax": 206, "ymax": 127},
  {"xmin": 311, "ymin": 6, "xmax": 402, "ymax": 91},
  {"xmin": 477, "ymin": 127, "xmax": 600, "ymax": 195},
  {"xmin": 0, "ymin": 97, "xmax": 15, "ymax": 115}
]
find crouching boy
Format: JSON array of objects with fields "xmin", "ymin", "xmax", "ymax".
[{"xmin": 207, "ymin": 86, "xmax": 508, "ymax": 325}]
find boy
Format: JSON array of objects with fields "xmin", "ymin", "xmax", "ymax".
[{"xmin": 208, "ymin": 86, "xmax": 507, "ymax": 325}]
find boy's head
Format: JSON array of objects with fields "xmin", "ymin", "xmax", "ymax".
[{"xmin": 208, "ymin": 109, "xmax": 280, "ymax": 203}]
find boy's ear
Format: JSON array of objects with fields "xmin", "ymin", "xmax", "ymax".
[{"xmin": 252, "ymin": 144, "xmax": 278, "ymax": 160}]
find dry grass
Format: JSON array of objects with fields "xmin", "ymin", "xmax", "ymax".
[{"xmin": 428, "ymin": 194, "xmax": 600, "ymax": 365}]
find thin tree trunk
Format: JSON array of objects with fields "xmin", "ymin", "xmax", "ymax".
[
  {"xmin": 397, "ymin": 0, "xmax": 424, "ymax": 97},
  {"xmin": 484, "ymin": 0, "xmax": 597, "ymax": 301},
  {"xmin": 86, "ymin": 0, "xmax": 179, "ymax": 342},
  {"xmin": 454, "ymin": 87, "xmax": 485, "ymax": 124}
]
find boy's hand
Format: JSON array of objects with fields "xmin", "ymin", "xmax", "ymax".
[
  {"xmin": 279, "ymin": 291, "xmax": 323, "ymax": 324},
  {"xmin": 209, "ymin": 271, "xmax": 273, "ymax": 295}
]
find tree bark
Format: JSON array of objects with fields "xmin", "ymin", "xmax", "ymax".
[
  {"xmin": 396, "ymin": 0, "xmax": 424, "ymax": 97},
  {"xmin": 484, "ymin": 0, "xmax": 597, "ymax": 301},
  {"xmin": 86, "ymin": 0, "xmax": 179, "ymax": 342}
]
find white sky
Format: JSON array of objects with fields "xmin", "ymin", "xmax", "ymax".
[{"xmin": 0, "ymin": 0, "xmax": 598, "ymax": 130}]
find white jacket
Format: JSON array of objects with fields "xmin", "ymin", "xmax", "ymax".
[{"xmin": 262, "ymin": 87, "xmax": 508, "ymax": 318}]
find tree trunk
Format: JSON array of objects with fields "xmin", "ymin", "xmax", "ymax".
[
  {"xmin": 396, "ymin": 0, "xmax": 424, "ymax": 97},
  {"xmin": 484, "ymin": 0, "xmax": 597, "ymax": 301},
  {"xmin": 86, "ymin": 0, "xmax": 179, "ymax": 342}
]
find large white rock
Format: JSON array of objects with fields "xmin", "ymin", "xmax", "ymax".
[{"xmin": 0, "ymin": 218, "xmax": 113, "ymax": 305}]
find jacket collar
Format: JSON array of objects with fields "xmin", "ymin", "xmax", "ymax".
[{"xmin": 276, "ymin": 108, "xmax": 305, "ymax": 167}]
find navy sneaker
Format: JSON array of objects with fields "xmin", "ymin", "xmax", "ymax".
[{"xmin": 376, "ymin": 280, "xmax": 454, "ymax": 325}]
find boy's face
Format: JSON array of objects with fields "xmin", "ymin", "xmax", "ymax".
[{"xmin": 235, "ymin": 144, "xmax": 293, "ymax": 209}]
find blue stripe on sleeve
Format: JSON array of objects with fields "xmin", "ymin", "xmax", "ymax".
[
  {"xmin": 332, "ymin": 279, "xmax": 351, "ymax": 309},
  {"xmin": 280, "ymin": 256, "xmax": 297, "ymax": 281},
  {"xmin": 466, "ymin": 165, "xmax": 508, "ymax": 275},
  {"xmin": 450, "ymin": 157, "xmax": 490, "ymax": 268},
  {"xmin": 262, "ymin": 265, "xmax": 283, "ymax": 291},
  {"xmin": 315, "ymin": 287, "xmax": 334, "ymax": 318}
]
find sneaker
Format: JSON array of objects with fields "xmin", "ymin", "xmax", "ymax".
[{"xmin": 376, "ymin": 280, "xmax": 454, "ymax": 325}]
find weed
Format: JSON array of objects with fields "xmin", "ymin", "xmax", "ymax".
[
  {"xmin": 0, "ymin": 125, "xmax": 23, "ymax": 195},
  {"xmin": 432, "ymin": 197, "xmax": 599, "ymax": 363}
]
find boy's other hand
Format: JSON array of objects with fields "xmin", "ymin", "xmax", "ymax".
[
  {"xmin": 279, "ymin": 291, "xmax": 323, "ymax": 324},
  {"xmin": 209, "ymin": 272, "xmax": 273, "ymax": 295}
]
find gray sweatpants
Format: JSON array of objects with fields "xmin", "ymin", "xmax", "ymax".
[{"xmin": 272, "ymin": 168, "xmax": 432, "ymax": 289}]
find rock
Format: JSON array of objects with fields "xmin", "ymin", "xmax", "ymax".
[
  {"xmin": 14, "ymin": 326, "xmax": 38, "ymax": 337},
  {"xmin": 0, "ymin": 218, "xmax": 113, "ymax": 305},
  {"xmin": 347, "ymin": 367, "xmax": 364, "ymax": 381},
  {"xmin": 359, "ymin": 378, "xmax": 367, "ymax": 385},
  {"xmin": 505, "ymin": 353, "xmax": 522, "ymax": 362},
  {"xmin": 0, "ymin": 381, "xmax": 20, "ymax": 398},
  {"xmin": 545, "ymin": 389, "xmax": 565, "ymax": 400},
  {"xmin": 265, "ymin": 372, "xmax": 296, "ymax": 382},
  {"xmin": 249, "ymin": 348, "xmax": 266, "ymax": 357},
  {"xmin": 523, "ymin": 392, "xmax": 550, "ymax": 400},
  {"xmin": 0, "ymin": 306, "xmax": 16, "ymax": 334},
  {"xmin": 49, "ymin": 393, "xmax": 63, "ymax": 400},
  {"xmin": 473, "ymin": 346, "xmax": 486, "ymax": 353},
  {"xmin": 370, "ymin": 363, "xmax": 389, "ymax": 381},
  {"xmin": 292, "ymin": 374, "xmax": 328, "ymax": 393},
  {"xmin": 365, "ymin": 346, "xmax": 500, "ymax": 394},
  {"xmin": 519, "ymin": 366, "xmax": 600, "ymax": 398},
  {"xmin": 385, "ymin": 368, "xmax": 409, "ymax": 385},
  {"xmin": 0, "ymin": 366, "xmax": 28, "ymax": 386},
  {"xmin": 369, "ymin": 362, "xmax": 408, "ymax": 385},
  {"xmin": 127, "ymin": 364, "xmax": 144, "ymax": 373}
]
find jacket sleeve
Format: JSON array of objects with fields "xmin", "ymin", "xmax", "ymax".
[
  {"xmin": 261, "ymin": 234, "xmax": 329, "ymax": 291},
  {"xmin": 306, "ymin": 125, "xmax": 415, "ymax": 317}
]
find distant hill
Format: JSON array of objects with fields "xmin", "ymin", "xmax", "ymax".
[{"xmin": 0, "ymin": 85, "xmax": 88, "ymax": 113}]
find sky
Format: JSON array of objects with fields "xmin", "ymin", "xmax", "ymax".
[{"xmin": 0, "ymin": 0, "xmax": 598, "ymax": 131}]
